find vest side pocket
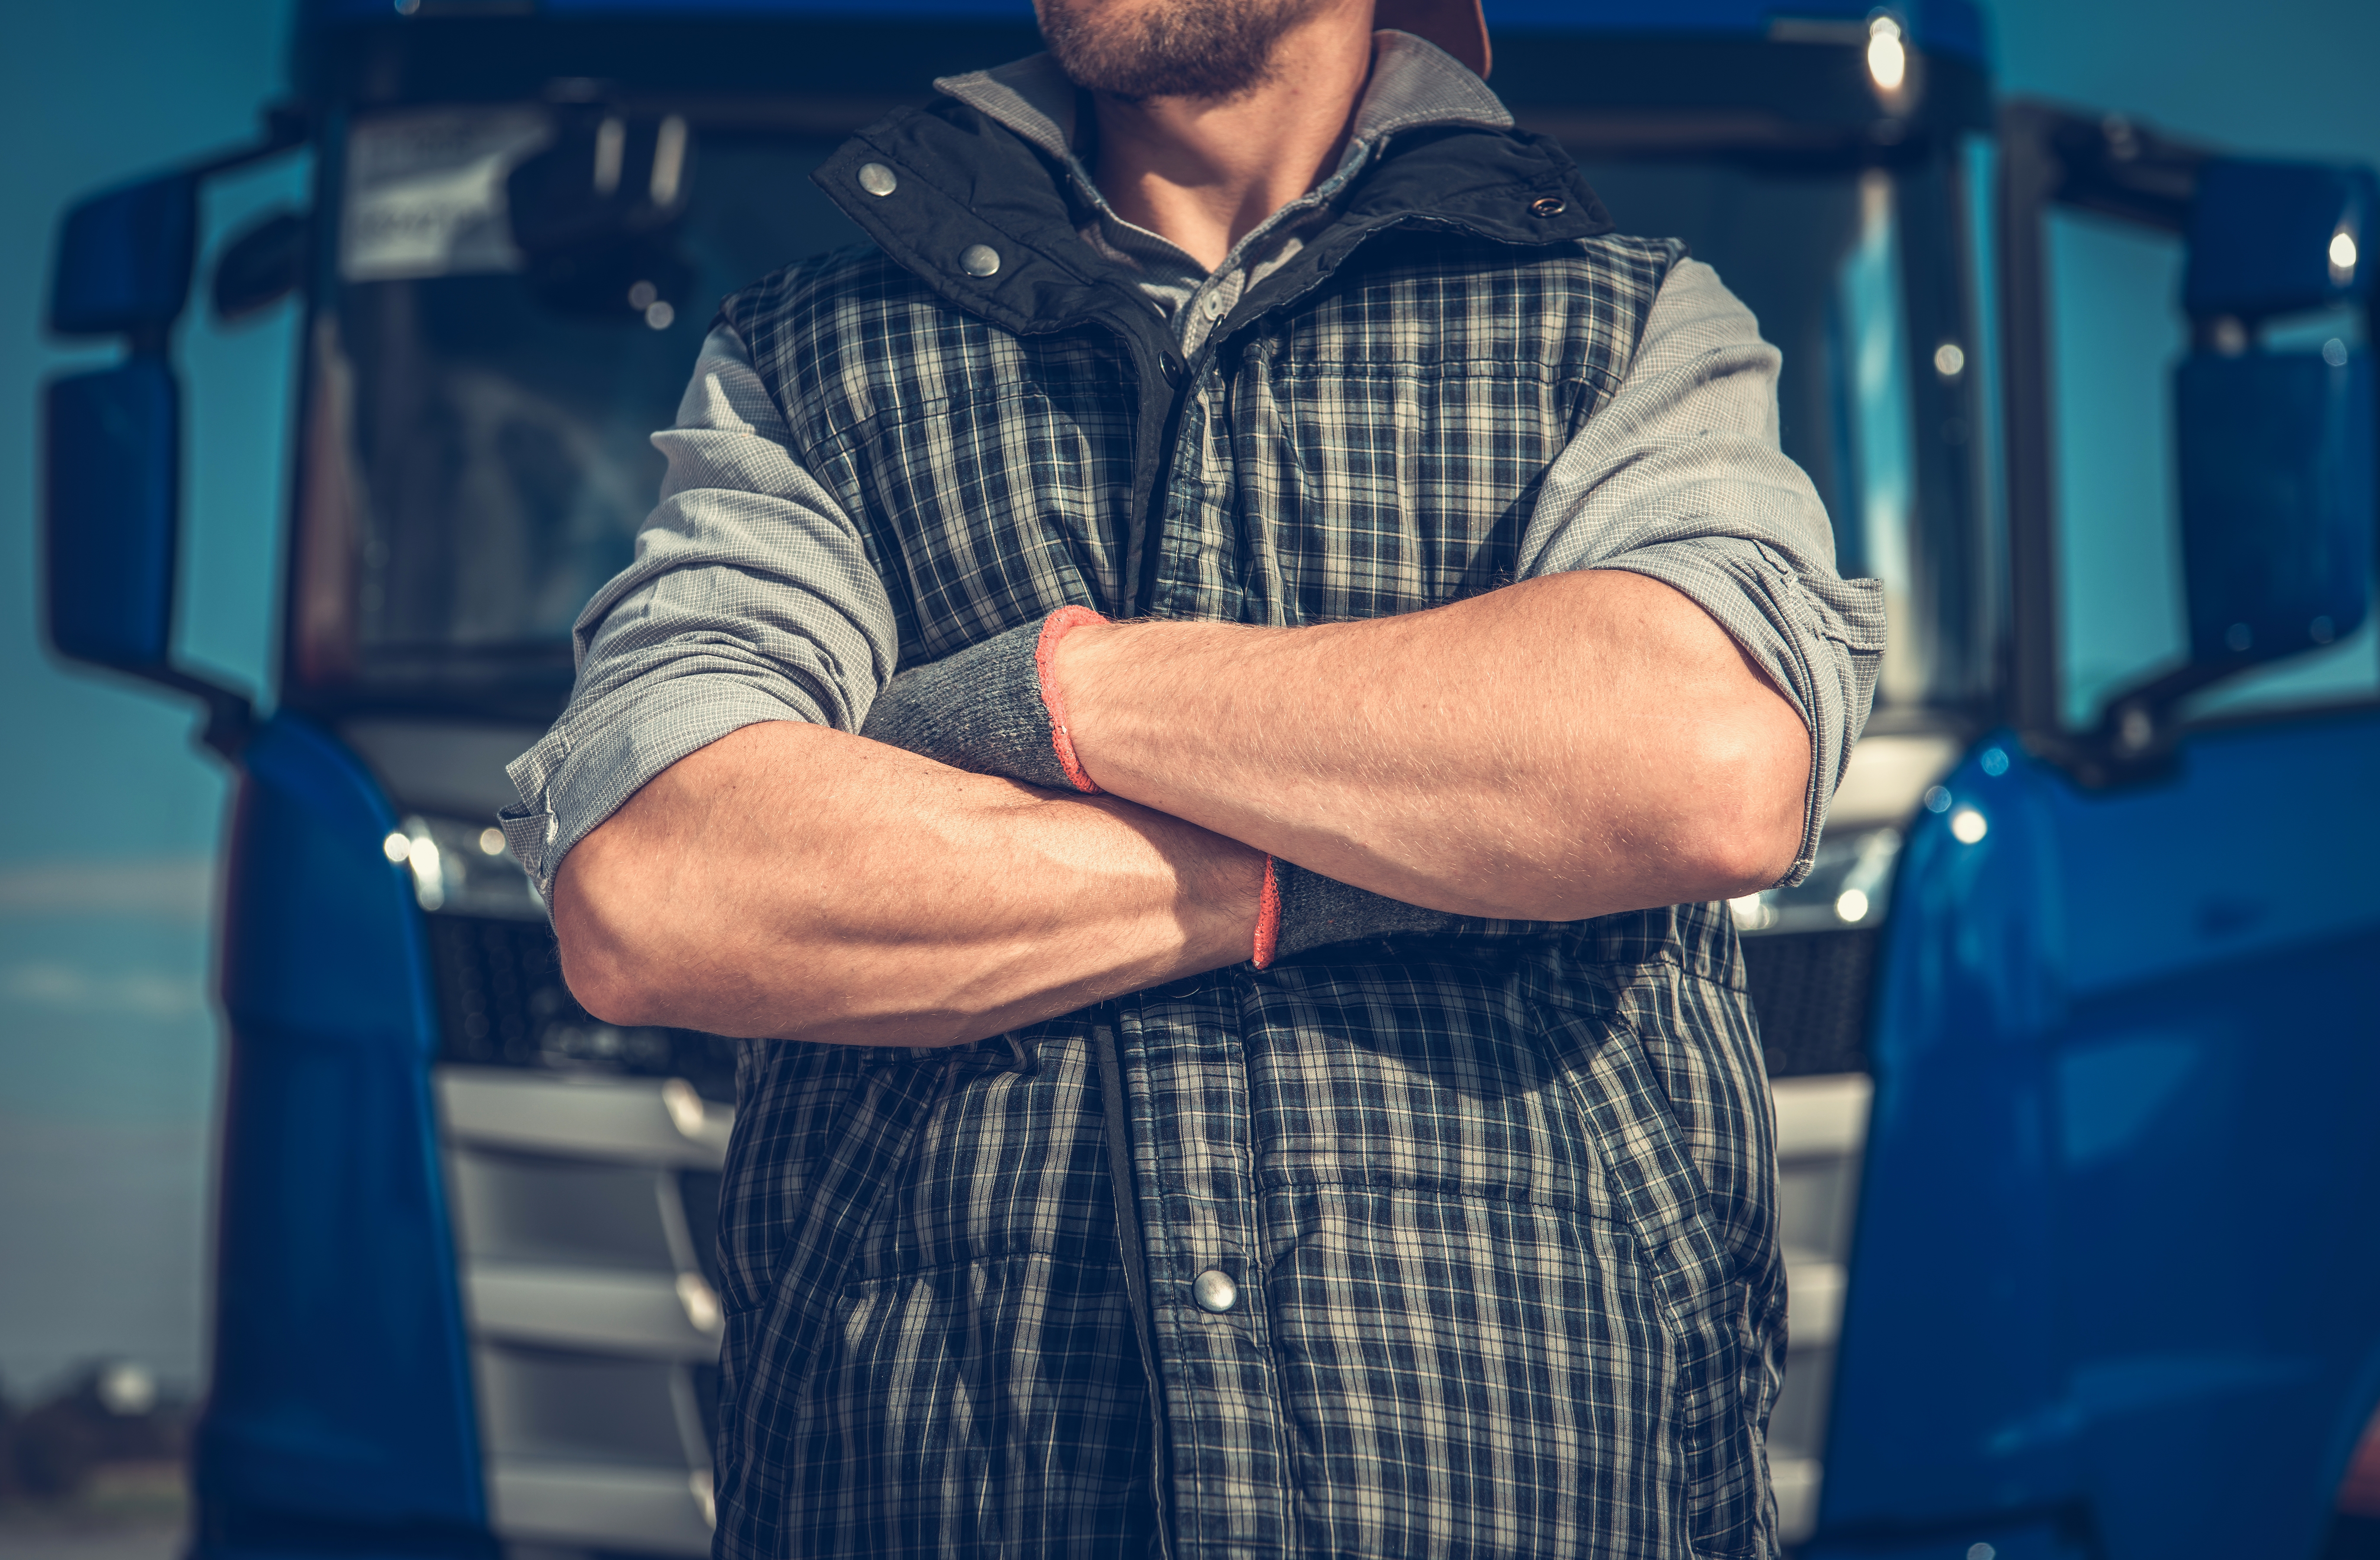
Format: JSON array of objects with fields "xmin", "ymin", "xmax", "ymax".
[
  {"xmin": 714, "ymin": 1052, "xmax": 945, "ymax": 1550},
  {"xmin": 1541, "ymin": 995, "xmax": 1772, "ymax": 1559}
]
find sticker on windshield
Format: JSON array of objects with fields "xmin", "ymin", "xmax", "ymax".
[{"xmin": 341, "ymin": 108, "xmax": 553, "ymax": 282}]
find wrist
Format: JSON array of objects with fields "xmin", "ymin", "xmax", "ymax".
[
  {"xmin": 1178, "ymin": 830, "xmax": 1272, "ymax": 969},
  {"xmin": 1041, "ymin": 613, "xmax": 1125, "ymax": 791}
]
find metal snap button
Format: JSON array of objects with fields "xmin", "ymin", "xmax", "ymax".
[
  {"xmin": 857, "ymin": 162, "xmax": 898, "ymax": 197},
  {"xmin": 1160, "ymin": 353, "xmax": 1185, "ymax": 385},
  {"xmin": 1529, "ymin": 196, "xmax": 1567, "ymax": 218},
  {"xmin": 1193, "ymin": 1269, "xmax": 1238, "ymax": 1313},
  {"xmin": 960, "ymin": 243, "xmax": 1001, "ymax": 278}
]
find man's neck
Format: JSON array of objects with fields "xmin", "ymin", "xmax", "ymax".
[{"xmin": 1087, "ymin": 5, "xmax": 1377, "ymax": 273}]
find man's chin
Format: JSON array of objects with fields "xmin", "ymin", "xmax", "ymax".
[{"xmin": 1038, "ymin": 0, "xmax": 1322, "ymax": 101}]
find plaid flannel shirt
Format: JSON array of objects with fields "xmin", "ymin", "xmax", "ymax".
[{"xmin": 505, "ymin": 32, "xmax": 1884, "ymax": 1560}]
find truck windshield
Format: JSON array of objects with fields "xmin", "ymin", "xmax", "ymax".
[
  {"xmin": 289, "ymin": 105, "xmax": 1977, "ymax": 722},
  {"xmin": 288, "ymin": 107, "xmax": 863, "ymax": 718}
]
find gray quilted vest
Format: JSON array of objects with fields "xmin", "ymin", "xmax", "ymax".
[{"xmin": 707, "ymin": 93, "xmax": 1782, "ymax": 1560}]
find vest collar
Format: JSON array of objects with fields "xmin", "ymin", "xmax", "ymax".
[{"xmin": 809, "ymin": 45, "xmax": 1612, "ymax": 346}]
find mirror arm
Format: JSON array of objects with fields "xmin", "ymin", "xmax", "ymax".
[
  {"xmin": 2092, "ymin": 659, "xmax": 2249, "ymax": 762},
  {"xmin": 2015, "ymin": 664, "xmax": 2222, "ymax": 790},
  {"xmin": 185, "ymin": 103, "xmax": 311, "ymax": 183},
  {"xmin": 2041, "ymin": 623, "xmax": 2345, "ymax": 790},
  {"xmin": 152, "ymin": 667, "xmax": 257, "ymax": 763}
]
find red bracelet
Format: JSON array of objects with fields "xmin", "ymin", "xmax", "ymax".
[
  {"xmin": 1252, "ymin": 855, "xmax": 1283, "ymax": 970},
  {"xmin": 1039, "ymin": 604, "xmax": 1283, "ymax": 970},
  {"xmin": 1035, "ymin": 605, "xmax": 1109, "ymax": 795}
]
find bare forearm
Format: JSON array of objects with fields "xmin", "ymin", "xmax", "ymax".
[
  {"xmin": 1052, "ymin": 571, "xmax": 1810, "ymax": 919},
  {"xmin": 552, "ymin": 721, "xmax": 1263, "ymax": 1045}
]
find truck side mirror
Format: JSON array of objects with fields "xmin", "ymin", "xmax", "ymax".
[
  {"xmin": 42, "ymin": 163, "xmax": 251, "ymax": 754},
  {"xmin": 2175, "ymin": 351, "xmax": 2373, "ymax": 665},
  {"xmin": 44, "ymin": 170, "xmax": 196, "ymax": 680},
  {"xmin": 2174, "ymin": 159, "xmax": 2375, "ymax": 670},
  {"xmin": 44, "ymin": 361, "xmax": 180, "ymax": 674},
  {"xmin": 50, "ymin": 172, "xmax": 197, "ymax": 339}
]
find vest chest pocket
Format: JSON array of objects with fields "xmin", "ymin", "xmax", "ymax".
[
  {"xmin": 1216, "ymin": 351, "xmax": 1602, "ymax": 625},
  {"xmin": 823, "ymin": 376, "xmax": 1140, "ymax": 661}
]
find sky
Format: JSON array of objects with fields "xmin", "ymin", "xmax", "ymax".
[
  {"xmin": 0, "ymin": 0, "xmax": 299, "ymax": 1403},
  {"xmin": 2, "ymin": 0, "xmax": 2377, "ymax": 1402}
]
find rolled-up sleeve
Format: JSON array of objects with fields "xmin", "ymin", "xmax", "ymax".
[
  {"xmin": 1518, "ymin": 257, "xmax": 1886, "ymax": 885},
  {"xmin": 501, "ymin": 325, "xmax": 899, "ymax": 898}
]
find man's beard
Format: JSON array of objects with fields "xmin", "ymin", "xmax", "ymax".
[{"xmin": 1039, "ymin": 0, "xmax": 1327, "ymax": 101}]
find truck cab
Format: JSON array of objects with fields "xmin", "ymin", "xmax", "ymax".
[{"xmin": 40, "ymin": 2, "xmax": 2380, "ymax": 1556}]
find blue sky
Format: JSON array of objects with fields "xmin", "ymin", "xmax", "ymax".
[
  {"xmin": 0, "ymin": 0, "xmax": 297, "ymax": 1401},
  {"xmin": 3, "ymin": 0, "xmax": 2377, "ymax": 1399}
]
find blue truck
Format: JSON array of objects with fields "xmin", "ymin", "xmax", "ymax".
[{"xmin": 38, "ymin": 1, "xmax": 2380, "ymax": 1555}]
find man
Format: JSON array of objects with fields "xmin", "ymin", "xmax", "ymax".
[{"xmin": 503, "ymin": 0, "xmax": 1883, "ymax": 1553}]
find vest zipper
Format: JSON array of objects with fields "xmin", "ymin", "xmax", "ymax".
[{"xmin": 1125, "ymin": 342, "xmax": 1196, "ymax": 616}]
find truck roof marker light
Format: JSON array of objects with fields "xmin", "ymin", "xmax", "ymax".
[
  {"xmin": 1866, "ymin": 14, "xmax": 1908, "ymax": 94},
  {"xmin": 1949, "ymin": 808, "xmax": 1988, "ymax": 845},
  {"xmin": 2332, "ymin": 227, "xmax": 2359, "ymax": 287},
  {"xmin": 383, "ymin": 830, "xmax": 411, "ymax": 864}
]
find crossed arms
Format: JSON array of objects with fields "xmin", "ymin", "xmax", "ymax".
[
  {"xmin": 524, "ymin": 262, "xmax": 1879, "ymax": 1050},
  {"xmin": 553, "ymin": 568, "xmax": 1809, "ymax": 1048}
]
